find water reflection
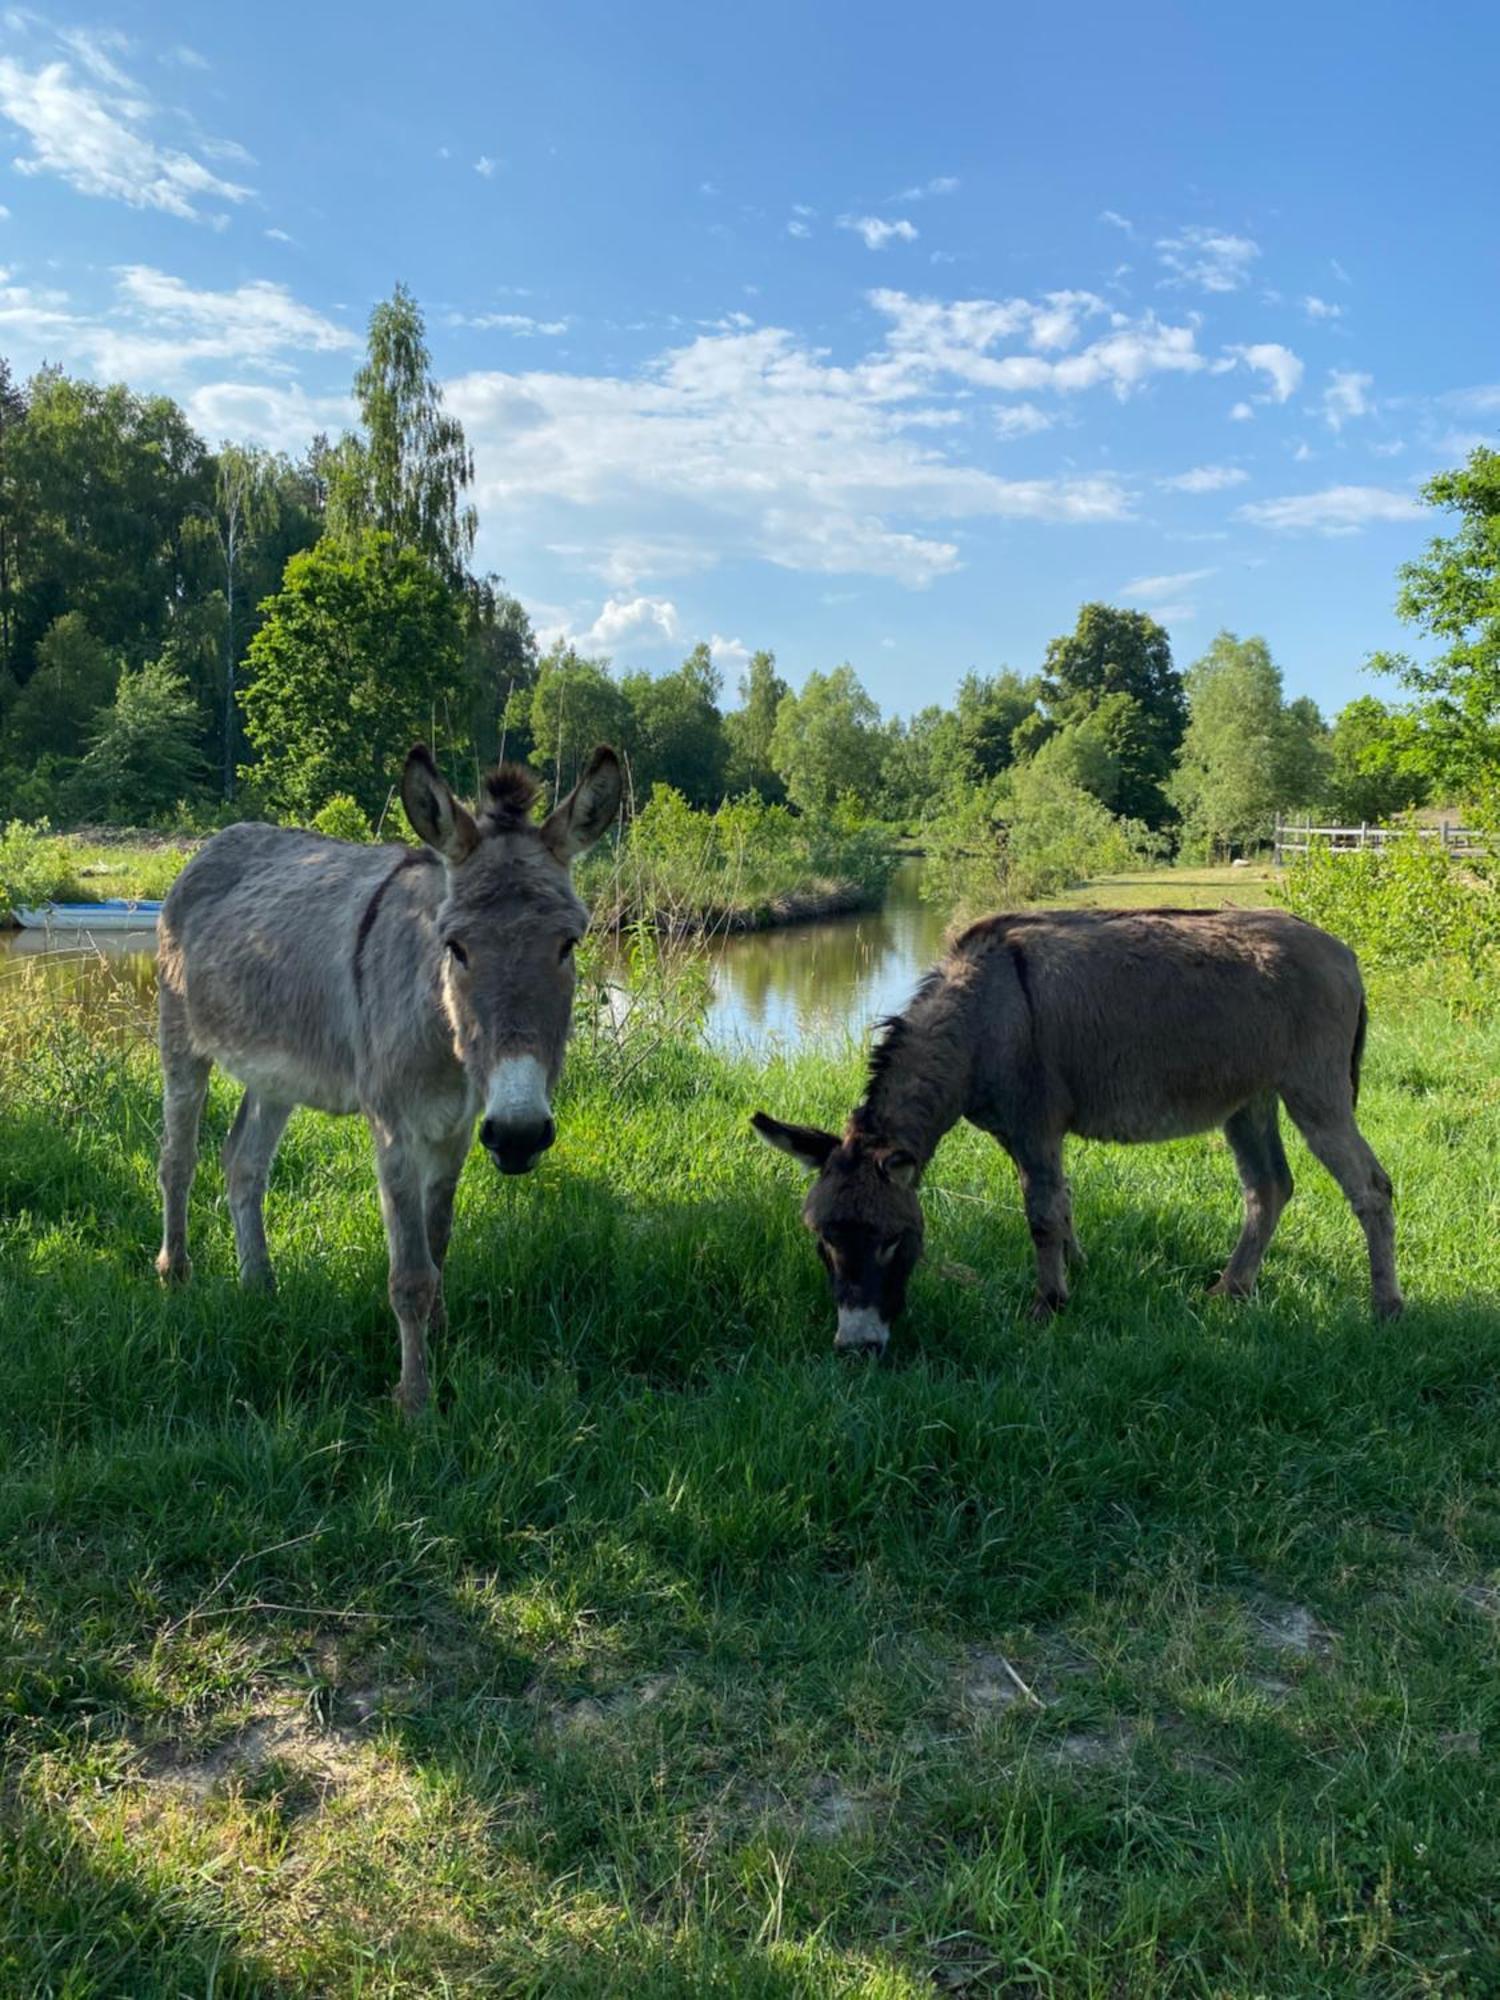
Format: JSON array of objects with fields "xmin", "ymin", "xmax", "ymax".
[{"xmin": 0, "ymin": 861, "xmax": 952, "ymax": 1053}]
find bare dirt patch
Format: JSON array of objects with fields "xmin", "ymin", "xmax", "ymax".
[
  {"xmin": 1248, "ymin": 1597, "xmax": 1335, "ymax": 1659},
  {"xmin": 139, "ymin": 1692, "xmax": 373, "ymax": 1805}
]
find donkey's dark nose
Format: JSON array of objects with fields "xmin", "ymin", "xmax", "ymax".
[{"xmin": 482, "ymin": 1115, "xmax": 556, "ymax": 1175}]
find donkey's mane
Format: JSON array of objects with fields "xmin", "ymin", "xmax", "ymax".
[
  {"xmin": 481, "ymin": 763, "xmax": 543, "ymax": 830},
  {"xmin": 859, "ymin": 965, "xmax": 948, "ymax": 1113}
]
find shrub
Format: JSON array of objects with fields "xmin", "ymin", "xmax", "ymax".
[
  {"xmin": 311, "ymin": 794, "xmax": 375, "ymax": 843},
  {"xmin": 0, "ymin": 820, "xmax": 84, "ymax": 921},
  {"xmin": 1271, "ymin": 828, "xmax": 1499, "ymax": 977}
]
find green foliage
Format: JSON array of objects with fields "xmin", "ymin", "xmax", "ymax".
[
  {"xmin": 723, "ymin": 649, "xmax": 789, "ymax": 799},
  {"xmin": 1037, "ymin": 603, "xmax": 1186, "ymax": 827},
  {"xmin": 465, "ymin": 578, "xmax": 539, "ymax": 766},
  {"xmin": 769, "ymin": 663, "xmax": 885, "ymax": 814},
  {"xmin": 66, "ymin": 656, "xmax": 206, "ymax": 825},
  {"xmin": 1371, "ymin": 446, "xmax": 1500, "ymax": 805},
  {"xmin": 527, "ymin": 646, "xmax": 633, "ymax": 797},
  {"xmin": 619, "ymin": 643, "xmax": 728, "ymax": 806},
  {"xmin": 1326, "ymin": 696, "xmax": 1432, "ymax": 824},
  {"xmin": 310, "ymin": 794, "xmax": 375, "ymax": 843},
  {"xmin": 325, "ymin": 282, "xmax": 477, "ymax": 588},
  {"xmin": 1272, "ymin": 829, "xmax": 1499, "ymax": 977},
  {"xmin": 0, "ymin": 818, "xmax": 82, "ymax": 919},
  {"xmin": 1, "ymin": 611, "xmax": 115, "ymax": 760},
  {"xmin": 926, "ymin": 760, "xmax": 1161, "ymax": 909},
  {"xmin": 1170, "ymin": 632, "xmax": 1329, "ymax": 857},
  {"xmin": 240, "ymin": 531, "xmax": 465, "ymax": 820}
]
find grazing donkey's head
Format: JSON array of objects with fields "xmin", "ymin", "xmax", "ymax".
[
  {"xmin": 751, "ymin": 1111, "xmax": 924, "ymax": 1351},
  {"xmin": 401, "ymin": 743, "xmax": 622, "ymax": 1175}
]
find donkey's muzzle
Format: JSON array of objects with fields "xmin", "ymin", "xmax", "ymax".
[{"xmin": 482, "ymin": 1115, "xmax": 556, "ymax": 1175}]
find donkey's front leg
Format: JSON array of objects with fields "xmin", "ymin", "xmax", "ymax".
[
  {"xmin": 371, "ymin": 1121, "xmax": 439, "ymax": 1418},
  {"xmin": 422, "ymin": 1126, "xmax": 473, "ymax": 1338}
]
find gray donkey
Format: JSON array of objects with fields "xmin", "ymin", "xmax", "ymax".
[
  {"xmin": 754, "ymin": 906, "xmax": 1401, "ymax": 1351},
  {"xmin": 156, "ymin": 744, "xmax": 622, "ymax": 1414}
]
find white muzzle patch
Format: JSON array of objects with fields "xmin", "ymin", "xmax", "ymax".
[
  {"xmin": 484, "ymin": 1054, "xmax": 551, "ymax": 1129},
  {"xmin": 834, "ymin": 1306, "xmax": 890, "ymax": 1352}
]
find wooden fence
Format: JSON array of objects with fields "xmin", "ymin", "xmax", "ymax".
[{"xmin": 1273, "ymin": 817, "xmax": 1488, "ymax": 866}]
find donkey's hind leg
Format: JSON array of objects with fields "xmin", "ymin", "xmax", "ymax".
[
  {"xmin": 1210, "ymin": 1092, "xmax": 1294, "ymax": 1300},
  {"xmin": 1281, "ymin": 1082, "xmax": 1402, "ymax": 1319},
  {"xmin": 222, "ymin": 1091, "xmax": 293, "ymax": 1290},
  {"xmin": 156, "ymin": 986, "xmax": 211, "ymax": 1284},
  {"xmin": 1012, "ymin": 1140, "xmax": 1072, "ymax": 1320}
]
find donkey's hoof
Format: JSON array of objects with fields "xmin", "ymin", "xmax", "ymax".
[
  {"xmin": 155, "ymin": 1250, "xmax": 192, "ymax": 1285},
  {"xmin": 391, "ymin": 1379, "xmax": 430, "ymax": 1421},
  {"xmin": 238, "ymin": 1264, "xmax": 277, "ymax": 1295},
  {"xmin": 1375, "ymin": 1292, "xmax": 1405, "ymax": 1321},
  {"xmin": 1207, "ymin": 1275, "xmax": 1253, "ymax": 1301},
  {"xmin": 1027, "ymin": 1292, "xmax": 1064, "ymax": 1323}
]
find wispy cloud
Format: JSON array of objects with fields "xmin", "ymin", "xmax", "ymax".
[
  {"xmin": 1322, "ymin": 368, "xmax": 1373, "ymax": 430},
  {"xmin": 993, "ymin": 403, "xmax": 1053, "ymax": 439},
  {"xmin": 786, "ymin": 217, "xmax": 811, "ymax": 239},
  {"xmin": 1240, "ymin": 485, "xmax": 1422, "ymax": 534},
  {"xmin": 894, "ymin": 175, "xmax": 959, "ymax": 202},
  {"xmin": 0, "ymin": 31, "xmax": 252, "ymax": 220},
  {"xmin": 1156, "ymin": 225, "xmax": 1260, "ymax": 293},
  {"xmin": 474, "ymin": 155, "xmax": 498, "ymax": 178},
  {"xmin": 839, "ymin": 214, "xmax": 918, "ymax": 250},
  {"xmin": 263, "ymin": 226, "xmax": 294, "ymax": 245},
  {"xmin": 870, "ymin": 288, "xmax": 1203, "ymax": 395},
  {"xmin": 1099, "ymin": 209, "xmax": 1135, "ymax": 237},
  {"xmin": 164, "ymin": 44, "xmax": 209, "ymax": 71},
  {"xmin": 1303, "ymin": 294, "xmax": 1343, "ymax": 321},
  {"xmin": 1158, "ymin": 464, "xmax": 1249, "ymax": 493},
  {"xmin": 450, "ymin": 310, "xmax": 570, "ymax": 336},
  {"xmin": 1123, "ymin": 566, "xmax": 1215, "ymax": 596}
]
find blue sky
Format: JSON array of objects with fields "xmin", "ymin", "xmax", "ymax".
[{"xmin": 1, "ymin": 0, "xmax": 1496, "ymax": 717}]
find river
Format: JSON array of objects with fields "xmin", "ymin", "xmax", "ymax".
[{"xmin": 0, "ymin": 859, "xmax": 953, "ymax": 1052}]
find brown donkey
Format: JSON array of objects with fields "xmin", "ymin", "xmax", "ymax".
[
  {"xmin": 156, "ymin": 745, "xmax": 622, "ymax": 1414},
  {"xmin": 754, "ymin": 906, "xmax": 1402, "ymax": 1351}
]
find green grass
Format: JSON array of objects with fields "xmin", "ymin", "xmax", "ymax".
[{"xmin": 3, "ymin": 958, "xmax": 1500, "ymax": 1995}]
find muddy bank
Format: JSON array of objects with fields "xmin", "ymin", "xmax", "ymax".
[{"xmin": 595, "ymin": 880, "xmax": 883, "ymax": 940}]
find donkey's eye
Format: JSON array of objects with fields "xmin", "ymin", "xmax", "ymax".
[
  {"xmin": 876, "ymin": 1238, "xmax": 899, "ymax": 1267},
  {"xmin": 559, "ymin": 936, "xmax": 577, "ymax": 962},
  {"xmin": 444, "ymin": 936, "xmax": 469, "ymax": 968}
]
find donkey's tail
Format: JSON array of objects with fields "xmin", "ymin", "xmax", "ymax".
[{"xmin": 1351, "ymin": 996, "xmax": 1369, "ymax": 1108}]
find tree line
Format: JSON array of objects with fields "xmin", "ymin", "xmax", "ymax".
[{"xmin": 0, "ymin": 283, "xmax": 1495, "ymax": 852}]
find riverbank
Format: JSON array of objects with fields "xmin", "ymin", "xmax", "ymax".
[{"xmin": 3, "ymin": 966, "xmax": 1498, "ymax": 1993}]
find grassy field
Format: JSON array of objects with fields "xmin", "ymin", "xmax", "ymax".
[{"xmin": 3, "ymin": 932, "xmax": 1500, "ymax": 1994}]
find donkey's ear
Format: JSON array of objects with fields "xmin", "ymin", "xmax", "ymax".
[
  {"xmin": 401, "ymin": 745, "xmax": 479, "ymax": 864},
  {"xmin": 542, "ymin": 745, "xmax": 623, "ymax": 863},
  {"xmin": 878, "ymin": 1147, "xmax": 918, "ymax": 1189},
  {"xmin": 751, "ymin": 1111, "xmax": 839, "ymax": 1172}
]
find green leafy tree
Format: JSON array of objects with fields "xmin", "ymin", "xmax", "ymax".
[
  {"xmin": 240, "ymin": 532, "xmax": 466, "ymax": 820},
  {"xmin": 952, "ymin": 670, "xmax": 1040, "ymax": 782},
  {"xmin": 2, "ymin": 612, "xmax": 115, "ymax": 760},
  {"xmin": 1034, "ymin": 604, "xmax": 1185, "ymax": 826},
  {"xmin": 527, "ymin": 646, "xmax": 632, "ymax": 798},
  {"xmin": 68, "ymin": 654, "xmax": 205, "ymax": 823},
  {"xmin": 200, "ymin": 444, "xmax": 280, "ymax": 799},
  {"xmin": 723, "ymin": 649, "xmax": 789, "ymax": 799},
  {"xmin": 466, "ymin": 580, "xmax": 539, "ymax": 766},
  {"xmin": 620, "ymin": 643, "xmax": 728, "ymax": 806},
  {"xmin": 769, "ymin": 664, "xmax": 885, "ymax": 814},
  {"xmin": 1326, "ymin": 696, "xmax": 1431, "ymax": 823},
  {"xmin": 326, "ymin": 283, "xmax": 477, "ymax": 588},
  {"xmin": 1169, "ymin": 632, "xmax": 1326, "ymax": 856},
  {"xmin": 0, "ymin": 358, "xmax": 26, "ymax": 683},
  {"xmin": 1371, "ymin": 446, "xmax": 1500, "ymax": 803}
]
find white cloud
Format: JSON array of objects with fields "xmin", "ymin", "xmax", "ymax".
[
  {"xmin": 1445, "ymin": 383, "xmax": 1500, "ymax": 415},
  {"xmin": 0, "ymin": 43, "xmax": 252, "ymax": 220},
  {"xmin": 264, "ymin": 226, "xmax": 294, "ymax": 244},
  {"xmin": 451, "ymin": 310, "xmax": 570, "ymax": 336},
  {"xmin": 165, "ymin": 44, "xmax": 209, "ymax": 71},
  {"xmin": 578, "ymin": 595, "xmax": 680, "ymax": 651},
  {"xmin": 0, "ymin": 204, "xmax": 9, "ymax": 220},
  {"xmin": 786, "ymin": 218, "xmax": 811, "ymax": 239},
  {"xmin": 474, "ymin": 155, "xmax": 498, "ymax": 178},
  {"xmin": 1330, "ymin": 258, "xmax": 1351, "ymax": 285},
  {"xmin": 1369, "ymin": 439, "xmax": 1406, "ymax": 457},
  {"xmin": 1159, "ymin": 464, "xmax": 1248, "ymax": 493},
  {"xmin": 1156, "ymin": 225, "xmax": 1260, "ymax": 292},
  {"xmin": 1120, "ymin": 564, "xmax": 1216, "ymax": 592},
  {"xmin": 1230, "ymin": 400, "xmax": 1254, "ymax": 422},
  {"xmin": 993, "ymin": 402, "xmax": 1053, "ymax": 439},
  {"xmin": 870, "ymin": 287, "xmax": 1202, "ymax": 395},
  {"xmin": 1303, "ymin": 295, "xmax": 1343, "ymax": 321},
  {"xmin": 839, "ymin": 214, "xmax": 918, "ymax": 250},
  {"xmin": 1239, "ymin": 485, "xmax": 1422, "ymax": 535},
  {"xmin": 1099, "ymin": 209, "xmax": 1135, "ymax": 237},
  {"xmin": 709, "ymin": 633, "xmax": 751, "ymax": 674},
  {"xmin": 447, "ymin": 315, "xmax": 1138, "ymax": 590},
  {"xmin": 894, "ymin": 175, "xmax": 959, "ymax": 202},
  {"xmin": 1224, "ymin": 341, "xmax": 1303, "ymax": 403},
  {"xmin": 183, "ymin": 379, "xmax": 353, "ymax": 453},
  {"xmin": 1323, "ymin": 367, "xmax": 1373, "ymax": 430}
]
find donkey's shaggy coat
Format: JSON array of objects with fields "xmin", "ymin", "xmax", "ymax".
[{"xmin": 756, "ymin": 906, "xmax": 1401, "ymax": 1349}]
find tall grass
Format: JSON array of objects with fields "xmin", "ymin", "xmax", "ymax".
[{"xmin": 3, "ymin": 929, "xmax": 1500, "ymax": 1994}]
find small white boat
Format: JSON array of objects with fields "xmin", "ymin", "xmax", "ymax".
[{"xmin": 14, "ymin": 898, "xmax": 164, "ymax": 932}]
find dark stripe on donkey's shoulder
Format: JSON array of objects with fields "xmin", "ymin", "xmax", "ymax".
[{"xmin": 353, "ymin": 849, "xmax": 438, "ymax": 1007}]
